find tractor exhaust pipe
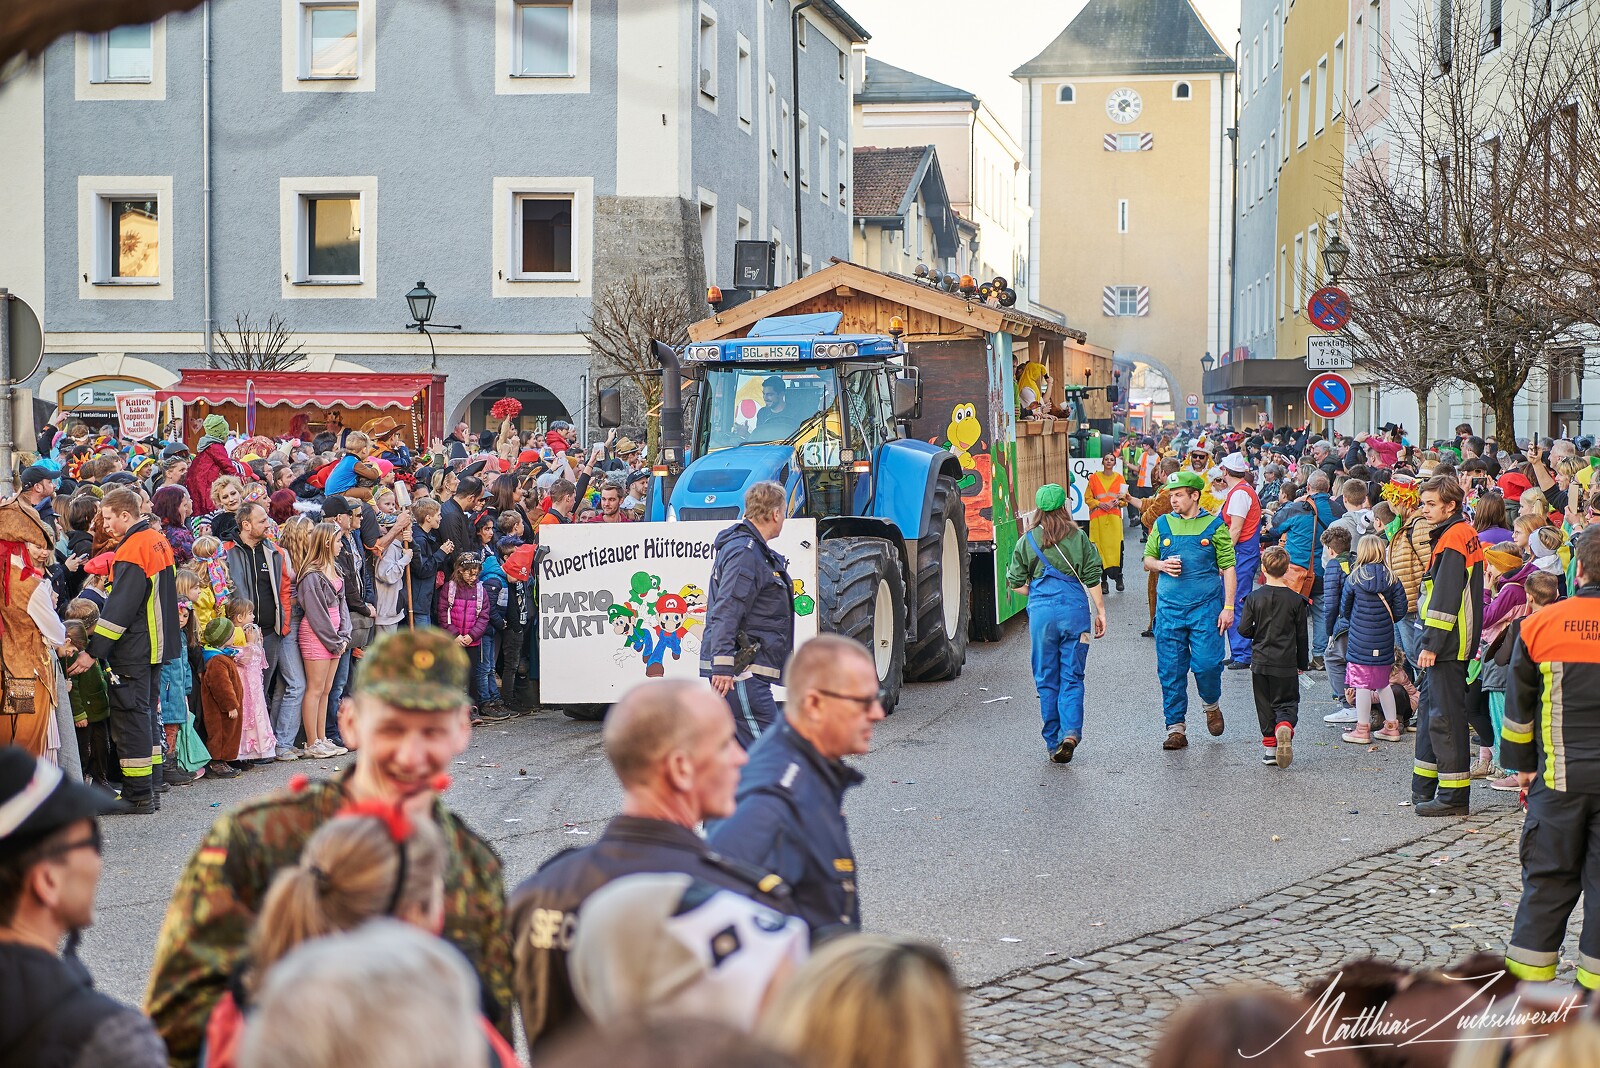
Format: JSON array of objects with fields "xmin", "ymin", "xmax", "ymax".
[{"xmin": 652, "ymin": 339, "xmax": 685, "ymax": 467}]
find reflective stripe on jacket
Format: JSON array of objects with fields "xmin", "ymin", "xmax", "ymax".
[{"xmin": 1503, "ymin": 586, "xmax": 1600, "ymax": 791}]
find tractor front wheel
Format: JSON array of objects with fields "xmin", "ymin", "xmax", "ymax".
[{"xmin": 818, "ymin": 537, "xmax": 906, "ymax": 713}]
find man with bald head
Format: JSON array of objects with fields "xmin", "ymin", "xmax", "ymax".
[{"xmin": 507, "ymin": 678, "xmax": 792, "ymax": 1053}]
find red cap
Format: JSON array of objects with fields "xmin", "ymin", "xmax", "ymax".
[{"xmin": 84, "ymin": 552, "xmax": 116, "ymax": 576}]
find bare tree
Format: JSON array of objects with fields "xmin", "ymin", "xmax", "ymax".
[
  {"xmin": 584, "ymin": 275, "xmax": 703, "ymax": 454},
  {"xmin": 1338, "ymin": 2, "xmax": 1600, "ymax": 440},
  {"xmin": 214, "ymin": 312, "xmax": 308, "ymax": 372}
]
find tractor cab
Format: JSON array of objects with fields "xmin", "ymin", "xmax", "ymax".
[{"xmin": 668, "ymin": 313, "xmax": 917, "ymax": 521}]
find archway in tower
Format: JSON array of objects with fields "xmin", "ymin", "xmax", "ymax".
[
  {"xmin": 460, "ymin": 379, "xmax": 572, "ymax": 439},
  {"xmin": 1114, "ymin": 355, "xmax": 1179, "ymax": 433}
]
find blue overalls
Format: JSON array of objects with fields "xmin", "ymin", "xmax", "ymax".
[
  {"xmin": 1227, "ymin": 528, "xmax": 1261, "ymax": 665},
  {"xmin": 1152, "ymin": 514, "xmax": 1226, "ymax": 728},
  {"xmin": 1025, "ymin": 531, "xmax": 1093, "ymax": 750}
]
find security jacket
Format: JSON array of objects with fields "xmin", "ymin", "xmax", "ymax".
[
  {"xmin": 1502, "ymin": 586, "xmax": 1600, "ymax": 792},
  {"xmin": 1417, "ymin": 515, "xmax": 1484, "ymax": 661},
  {"xmin": 507, "ymin": 816, "xmax": 790, "ymax": 1053},
  {"xmin": 86, "ymin": 517, "xmax": 181, "ymax": 667},
  {"xmin": 701, "ymin": 520, "xmax": 795, "ymax": 683}
]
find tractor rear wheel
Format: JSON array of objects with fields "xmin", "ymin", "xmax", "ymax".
[
  {"xmin": 818, "ymin": 537, "xmax": 906, "ymax": 713},
  {"xmin": 905, "ymin": 476, "xmax": 970, "ymax": 682}
]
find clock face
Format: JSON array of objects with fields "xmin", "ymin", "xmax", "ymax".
[{"xmin": 1106, "ymin": 88, "xmax": 1143, "ymax": 124}]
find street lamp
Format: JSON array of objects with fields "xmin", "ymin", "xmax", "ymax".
[
  {"xmin": 404, "ymin": 281, "xmax": 461, "ymax": 371},
  {"xmin": 1200, "ymin": 351, "xmax": 1215, "ymax": 373},
  {"xmin": 1322, "ymin": 229, "xmax": 1350, "ymax": 285}
]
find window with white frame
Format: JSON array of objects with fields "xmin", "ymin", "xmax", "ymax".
[
  {"xmin": 516, "ymin": 194, "xmax": 575, "ymax": 276},
  {"xmin": 736, "ymin": 35, "xmax": 752, "ymax": 127},
  {"xmin": 1058, "ymin": 84, "xmax": 1075, "ymax": 103},
  {"xmin": 780, "ymin": 101, "xmax": 792, "ymax": 181},
  {"xmin": 300, "ymin": 3, "xmax": 359, "ymax": 79},
  {"xmin": 838, "ymin": 48, "xmax": 848, "ymax": 81},
  {"xmin": 300, "ymin": 194, "xmax": 363, "ymax": 279},
  {"xmin": 837, "ymin": 141, "xmax": 847, "ymax": 209},
  {"xmin": 103, "ymin": 197, "xmax": 161, "ymax": 281},
  {"xmin": 1114, "ymin": 286, "xmax": 1141, "ymax": 316},
  {"xmin": 699, "ymin": 196, "xmax": 717, "ymax": 282},
  {"xmin": 798, "ymin": 111, "xmax": 810, "ymax": 188},
  {"xmin": 1332, "ymin": 38, "xmax": 1345, "ymax": 118},
  {"xmin": 1115, "ymin": 133, "xmax": 1144, "ymax": 151},
  {"xmin": 1297, "ymin": 73, "xmax": 1310, "ymax": 147},
  {"xmin": 1280, "ymin": 245, "xmax": 1289, "ymax": 319},
  {"xmin": 1280, "ymin": 99, "xmax": 1289, "ymax": 161},
  {"xmin": 795, "ymin": 14, "xmax": 806, "ymax": 48},
  {"xmin": 1117, "ymin": 199, "xmax": 1129, "ymax": 233},
  {"xmin": 514, "ymin": 1, "xmax": 573, "ymax": 76},
  {"xmin": 819, "ymin": 129, "xmax": 830, "ymax": 200},
  {"xmin": 1315, "ymin": 56, "xmax": 1328, "ymax": 134},
  {"xmin": 767, "ymin": 76, "xmax": 779, "ymax": 160},
  {"xmin": 800, "ymin": 253, "xmax": 811, "ymax": 276},
  {"xmin": 736, "ymin": 206, "xmax": 752, "ymax": 242},
  {"xmin": 1272, "ymin": 7, "xmax": 1282, "ymax": 61},
  {"xmin": 1368, "ymin": 0, "xmax": 1381, "ymax": 90},
  {"xmin": 1306, "ymin": 223, "xmax": 1320, "ymax": 290},
  {"xmin": 698, "ymin": 6, "xmax": 717, "ymax": 102},
  {"xmin": 1174, "ymin": 81, "xmax": 1191, "ymax": 99},
  {"xmin": 90, "ymin": 24, "xmax": 153, "ymax": 82}
]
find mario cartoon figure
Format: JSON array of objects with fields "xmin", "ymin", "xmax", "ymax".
[{"xmin": 645, "ymin": 593, "xmax": 691, "ymax": 677}]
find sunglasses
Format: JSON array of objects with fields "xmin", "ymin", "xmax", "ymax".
[{"xmin": 38, "ymin": 822, "xmax": 103, "ymax": 860}]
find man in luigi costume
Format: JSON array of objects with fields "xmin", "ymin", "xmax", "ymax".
[
  {"xmin": 143, "ymin": 628, "xmax": 513, "ymax": 1067},
  {"xmin": 1143, "ymin": 469, "xmax": 1238, "ymax": 750},
  {"xmin": 0, "ymin": 747, "xmax": 169, "ymax": 1067}
]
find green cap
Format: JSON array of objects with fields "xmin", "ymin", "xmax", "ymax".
[
  {"xmin": 1164, "ymin": 470, "xmax": 1206, "ymax": 493},
  {"xmin": 203, "ymin": 414, "xmax": 228, "ymax": 440},
  {"xmin": 1035, "ymin": 484, "xmax": 1067, "ymax": 512},
  {"xmin": 354, "ymin": 627, "xmax": 472, "ymax": 712}
]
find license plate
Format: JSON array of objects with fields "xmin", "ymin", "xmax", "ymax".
[{"xmin": 744, "ymin": 345, "xmax": 801, "ymax": 360}]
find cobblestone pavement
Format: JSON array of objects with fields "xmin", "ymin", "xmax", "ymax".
[{"xmin": 966, "ymin": 807, "xmax": 1546, "ymax": 1066}]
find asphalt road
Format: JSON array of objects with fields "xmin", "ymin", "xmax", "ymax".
[{"xmin": 80, "ymin": 534, "xmax": 1517, "ymax": 1007}]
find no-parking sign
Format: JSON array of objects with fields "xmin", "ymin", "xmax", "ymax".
[{"xmin": 1306, "ymin": 372, "xmax": 1352, "ymax": 418}]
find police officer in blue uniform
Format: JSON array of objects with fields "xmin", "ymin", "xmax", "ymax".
[
  {"xmin": 508, "ymin": 680, "xmax": 790, "ymax": 1054},
  {"xmin": 709, "ymin": 635, "xmax": 882, "ymax": 939},
  {"xmin": 702, "ymin": 481, "xmax": 796, "ymax": 749}
]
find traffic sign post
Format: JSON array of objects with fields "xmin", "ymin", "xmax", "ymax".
[
  {"xmin": 1306, "ymin": 335, "xmax": 1354, "ymax": 370},
  {"xmin": 1306, "ymin": 372, "xmax": 1352, "ymax": 420},
  {"xmin": 1307, "ymin": 286, "xmax": 1351, "ymax": 332},
  {"xmin": 1185, "ymin": 392, "xmax": 1200, "ymax": 407},
  {"xmin": 1185, "ymin": 406, "xmax": 1200, "ymax": 422}
]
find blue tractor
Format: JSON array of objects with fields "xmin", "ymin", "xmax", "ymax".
[{"xmin": 596, "ymin": 312, "xmax": 970, "ymax": 710}]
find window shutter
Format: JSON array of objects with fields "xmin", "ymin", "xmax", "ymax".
[
  {"xmin": 1103, "ymin": 134, "xmax": 1117, "ymax": 151},
  {"xmin": 1137, "ymin": 286, "xmax": 1150, "ymax": 316},
  {"xmin": 1140, "ymin": 133, "xmax": 1154, "ymax": 151},
  {"xmin": 1102, "ymin": 286, "xmax": 1118, "ymax": 315}
]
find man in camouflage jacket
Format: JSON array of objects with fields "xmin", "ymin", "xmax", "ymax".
[{"xmin": 142, "ymin": 629, "xmax": 513, "ymax": 1067}]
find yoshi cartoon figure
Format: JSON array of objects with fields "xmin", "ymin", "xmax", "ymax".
[
  {"xmin": 939, "ymin": 403, "xmax": 983, "ymax": 495},
  {"xmin": 626, "ymin": 571, "xmax": 662, "ymax": 610}
]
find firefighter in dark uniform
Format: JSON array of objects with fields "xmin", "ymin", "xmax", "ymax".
[
  {"xmin": 1503, "ymin": 531, "xmax": 1600, "ymax": 988},
  {"xmin": 70, "ymin": 487, "xmax": 181, "ymax": 814},
  {"xmin": 508, "ymin": 679, "xmax": 790, "ymax": 1054},
  {"xmin": 709, "ymin": 635, "xmax": 883, "ymax": 939},
  {"xmin": 702, "ymin": 481, "xmax": 795, "ymax": 749},
  {"xmin": 1411, "ymin": 476, "xmax": 1484, "ymax": 816}
]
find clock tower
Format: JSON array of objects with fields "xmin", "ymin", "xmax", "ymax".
[{"xmin": 1014, "ymin": 0, "xmax": 1234, "ymax": 425}]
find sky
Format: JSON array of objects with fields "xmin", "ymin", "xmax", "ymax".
[{"xmin": 840, "ymin": 0, "xmax": 1241, "ymax": 141}]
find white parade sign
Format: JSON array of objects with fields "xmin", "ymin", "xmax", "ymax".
[
  {"xmin": 1067, "ymin": 456, "xmax": 1095, "ymax": 521},
  {"xmin": 1306, "ymin": 335, "xmax": 1354, "ymax": 370},
  {"xmin": 537, "ymin": 519, "xmax": 820, "ymax": 703},
  {"xmin": 114, "ymin": 391, "xmax": 161, "ymax": 439}
]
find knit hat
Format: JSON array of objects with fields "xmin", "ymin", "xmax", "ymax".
[
  {"xmin": 570, "ymin": 872, "xmax": 809, "ymax": 1033},
  {"xmin": 203, "ymin": 415, "xmax": 228, "ymax": 440},
  {"xmin": 1164, "ymin": 470, "xmax": 1206, "ymax": 493},
  {"xmin": 202, "ymin": 616, "xmax": 234, "ymax": 647},
  {"xmin": 1035, "ymin": 484, "xmax": 1067, "ymax": 512},
  {"xmin": 1483, "ymin": 548, "xmax": 1523, "ymax": 574}
]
